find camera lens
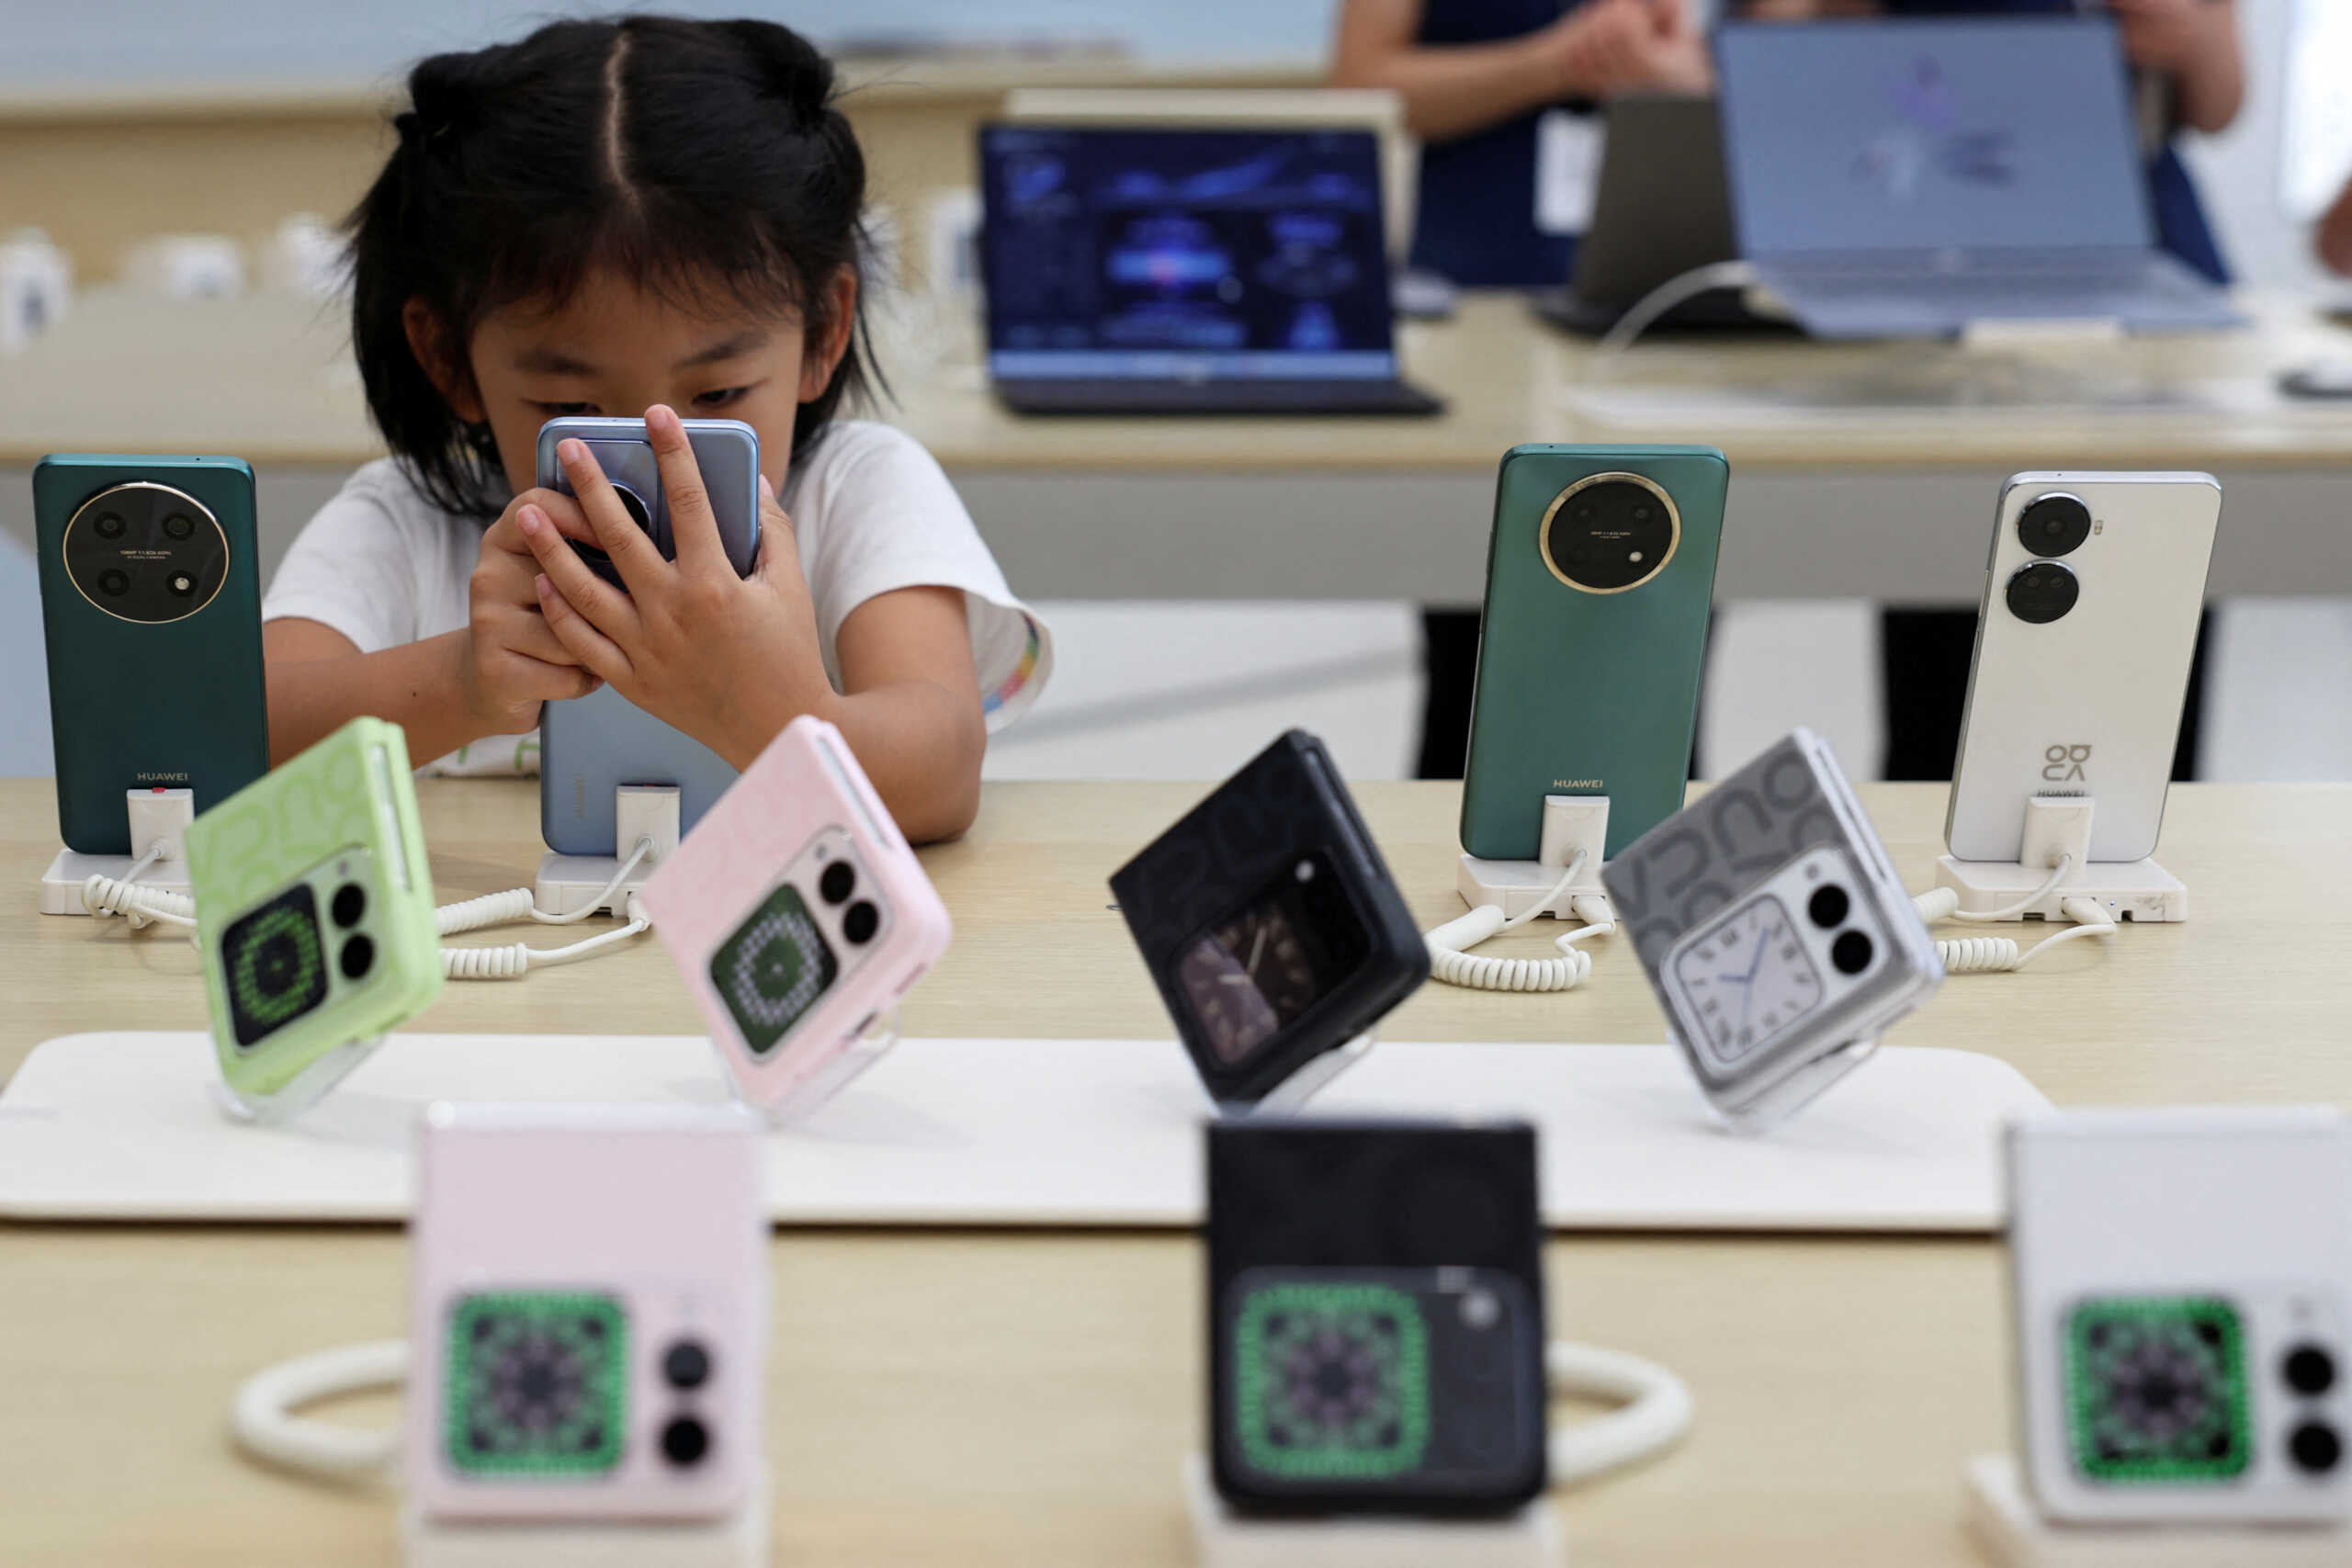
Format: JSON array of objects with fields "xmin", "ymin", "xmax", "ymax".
[
  {"xmin": 1808, "ymin": 886, "xmax": 1849, "ymax": 929},
  {"xmin": 2291, "ymin": 1422, "xmax": 2344, "ymax": 1475},
  {"xmin": 843, "ymin": 901, "xmax": 879, "ymax": 944},
  {"xmin": 661, "ymin": 1416, "xmax": 711, "ymax": 1467},
  {"xmin": 1543, "ymin": 477, "xmax": 1678, "ymax": 593},
  {"xmin": 162, "ymin": 513, "xmax": 196, "ymax": 541},
  {"xmin": 2018, "ymin": 493, "xmax": 2092, "ymax": 558},
  {"xmin": 97, "ymin": 568, "xmax": 130, "ymax": 598},
  {"xmin": 2005, "ymin": 560, "xmax": 2079, "ymax": 626},
  {"xmin": 94, "ymin": 513, "xmax": 127, "ymax": 541},
  {"xmin": 1831, "ymin": 931, "xmax": 1874, "ymax": 976},
  {"xmin": 2286, "ymin": 1346, "xmax": 2338, "ymax": 1397},
  {"xmin": 339, "ymin": 934, "xmax": 375, "ymax": 982},
  {"xmin": 820, "ymin": 861, "xmax": 856, "ymax": 906},
  {"xmin": 663, "ymin": 1339, "xmax": 712, "ymax": 1391},
  {"xmin": 612, "ymin": 485, "xmax": 654, "ymax": 533},
  {"xmin": 331, "ymin": 884, "xmax": 367, "ymax": 930}
]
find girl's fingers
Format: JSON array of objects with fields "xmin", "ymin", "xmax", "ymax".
[
  {"xmin": 644, "ymin": 404, "xmax": 730, "ymax": 579},
  {"xmin": 517, "ymin": 503, "xmax": 646, "ymax": 646},
  {"xmin": 536, "ymin": 577, "xmax": 636, "ymax": 685},
  {"xmin": 556, "ymin": 437, "xmax": 669, "ymax": 596},
  {"xmin": 504, "ymin": 648, "xmax": 605, "ymax": 704}
]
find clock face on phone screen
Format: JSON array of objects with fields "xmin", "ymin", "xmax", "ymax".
[
  {"xmin": 1175, "ymin": 850, "xmax": 1371, "ymax": 1066},
  {"xmin": 1669, "ymin": 891, "xmax": 1824, "ymax": 1066}
]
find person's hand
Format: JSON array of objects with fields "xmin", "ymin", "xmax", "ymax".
[
  {"xmin": 463, "ymin": 489, "xmax": 604, "ymax": 734},
  {"xmin": 2106, "ymin": 0, "xmax": 2233, "ymax": 77},
  {"xmin": 1545, "ymin": 0, "xmax": 1712, "ymax": 98},
  {"xmin": 514, "ymin": 403, "xmax": 836, "ymax": 768}
]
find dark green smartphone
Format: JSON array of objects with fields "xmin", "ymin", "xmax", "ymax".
[
  {"xmin": 1458, "ymin": 444, "xmax": 1727, "ymax": 862},
  {"xmin": 34, "ymin": 455, "xmax": 268, "ymax": 854}
]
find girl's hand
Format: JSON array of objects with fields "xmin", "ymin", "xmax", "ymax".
[
  {"xmin": 517, "ymin": 404, "xmax": 836, "ymax": 768},
  {"xmin": 2107, "ymin": 0, "xmax": 2225, "ymax": 74},
  {"xmin": 467, "ymin": 488, "xmax": 605, "ymax": 732}
]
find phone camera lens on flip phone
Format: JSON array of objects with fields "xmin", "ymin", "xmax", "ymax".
[
  {"xmin": 843, "ymin": 901, "xmax": 879, "ymax": 944},
  {"xmin": 820, "ymin": 861, "xmax": 856, "ymax": 905}
]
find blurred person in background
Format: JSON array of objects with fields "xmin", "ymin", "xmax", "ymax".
[
  {"xmin": 1738, "ymin": 0, "xmax": 2244, "ymax": 781},
  {"xmin": 1334, "ymin": 0, "xmax": 1712, "ymax": 777}
]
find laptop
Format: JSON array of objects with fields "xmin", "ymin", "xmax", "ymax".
[
  {"xmin": 1533, "ymin": 95, "xmax": 1779, "ymax": 335},
  {"xmin": 1713, "ymin": 18, "xmax": 2245, "ymax": 340},
  {"xmin": 978, "ymin": 123, "xmax": 1443, "ymax": 415}
]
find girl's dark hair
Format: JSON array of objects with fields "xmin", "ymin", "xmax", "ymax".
[{"xmin": 347, "ymin": 16, "xmax": 879, "ymax": 518}]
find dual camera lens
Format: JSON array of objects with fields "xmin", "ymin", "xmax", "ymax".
[
  {"xmin": 1806, "ymin": 883, "xmax": 1874, "ymax": 976},
  {"xmin": 330, "ymin": 880, "xmax": 373, "ymax": 982},
  {"xmin": 817, "ymin": 857, "xmax": 878, "ymax": 945},
  {"xmin": 2006, "ymin": 493, "xmax": 2090, "ymax": 626}
]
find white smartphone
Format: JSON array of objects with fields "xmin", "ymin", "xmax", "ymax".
[{"xmin": 1946, "ymin": 472, "xmax": 2220, "ymax": 864}]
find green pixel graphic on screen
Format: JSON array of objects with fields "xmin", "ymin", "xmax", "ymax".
[
  {"xmin": 1233, "ymin": 1280, "xmax": 1430, "ymax": 1480},
  {"xmin": 222, "ymin": 884, "xmax": 326, "ymax": 1046},
  {"xmin": 2065, "ymin": 1295, "xmax": 2252, "ymax": 1484},
  {"xmin": 446, "ymin": 1292, "xmax": 628, "ymax": 1478},
  {"xmin": 709, "ymin": 884, "xmax": 839, "ymax": 1056}
]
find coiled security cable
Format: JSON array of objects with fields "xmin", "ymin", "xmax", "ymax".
[
  {"xmin": 80, "ymin": 841, "xmax": 197, "ymax": 930},
  {"xmin": 1548, "ymin": 1340, "xmax": 1695, "ymax": 1484},
  {"xmin": 1427, "ymin": 852, "xmax": 1617, "ymax": 992},
  {"xmin": 434, "ymin": 838, "xmax": 657, "ymax": 980},
  {"xmin": 1922, "ymin": 895, "xmax": 2117, "ymax": 975}
]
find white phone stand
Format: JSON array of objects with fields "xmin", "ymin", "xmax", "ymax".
[
  {"xmin": 748, "ymin": 1008, "xmax": 904, "ymax": 1128},
  {"xmin": 535, "ymin": 785, "xmax": 681, "ymax": 918},
  {"xmin": 39, "ymin": 787, "xmax": 195, "ymax": 917},
  {"xmin": 401, "ymin": 1479, "xmax": 770, "ymax": 1568},
  {"xmin": 1935, "ymin": 797, "xmax": 2186, "ymax": 924},
  {"xmin": 1457, "ymin": 795, "xmax": 1611, "ymax": 919},
  {"xmin": 206, "ymin": 1035, "xmax": 388, "ymax": 1128},
  {"xmin": 1701, "ymin": 1032, "xmax": 1880, "ymax": 1138},
  {"xmin": 1965, "ymin": 1455, "xmax": 2352, "ymax": 1568},
  {"xmin": 1182, "ymin": 1456, "xmax": 1565, "ymax": 1568},
  {"xmin": 1216, "ymin": 1032, "xmax": 1378, "ymax": 1119}
]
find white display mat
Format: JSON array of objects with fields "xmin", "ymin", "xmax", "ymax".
[
  {"xmin": 1964, "ymin": 1454, "xmax": 2352, "ymax": 1567},
  {"xmin": 0, "ymin": 1033, "xmax": 2048, "ymax": 1230}
]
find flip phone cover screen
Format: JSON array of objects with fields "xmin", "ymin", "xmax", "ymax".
[
  {"xmin": 1603, "ymin": 728, "xmax": 1940, "ymax": 1126},
  {"xmin": 639, "ymin": 714, "xmax": 952, "ymax": 1112},
  {"xmin": 34, "ymin": 454, "xmax": 268, "ymax": 855},
  {"xmin": 1459, "ymin": 445, "xmax": 1727, "ymax": 863},
  {"xmin": 1110, "ymin": 730, "xmax": 1428, "ymax": 1106},
  {"xmin": 187, "ymin": 716, "xmax": 442, "ymax": 1114},
  {"xmin": 1207, "ymin": 1120, "xmax": 1547, "ymax": 1512}
]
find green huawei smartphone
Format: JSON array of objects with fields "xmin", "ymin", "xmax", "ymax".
[
  {"xmin": 188, "ymin": 717, "xmax": 442, "ymax": 1120},
  {"xmin": 1458, "ymin": 445, "xmax": 1727, "ymax": 862},
  {"xmin": 33, "ymin": 454, "xmax": 268, "ymax": 853}
]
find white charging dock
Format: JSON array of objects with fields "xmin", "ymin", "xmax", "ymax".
[
  {"xmin": 754, "ymin": 1009, "xmax": 904, "ymax": 1128},
  {"xmin": 1457, "ymin": 795, "xmax": 1611, "ymax": 919},
  {"xmin": 534, "ymin": 785, "xmax": 680, "ymax": 918},
  {"xmin": 401, "ymin": 1478, "xmax": 769, "ymax": 1568},
  {"xmin": 1935, "ymin": 797, "xmax": 2186, "ymax": 924},
  {"xmin": 1182, "ymin": 1456, "xmax": 1565, "ymax": 1568},
  {"xmin": 39, "ymin": 786, "xmax": 196, "ymax": 917},
  {"xmin": 1964, "ymin": 1455, "xmax": 2351, "ymax": 1568},
  {"xmin": 1216, "ymin": 1032, "xmax": 1377, "ymax": 1119}
]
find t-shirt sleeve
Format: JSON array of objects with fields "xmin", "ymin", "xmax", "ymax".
[
  {"xmin": 792, "ymin": 423, "xmax": 1053, "ymax": 732},
  {"xmin": 261, "ymin": 460, "xmax": 441, "ymax": 655}
]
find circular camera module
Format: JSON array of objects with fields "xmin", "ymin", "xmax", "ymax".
[
  {"xmin": 331, "ymin": 883, "xmax": 368, "ymax": 930},
  {"xmin": 65, "ymin": 481, "xmax": 229, "ymax": 625},
  {"xmin": 661, "ymin": 1416, "xmax": 711, "ymax": 1468},
  {"xmin": 612, "ymin": 485, "xmax": 655, "ymax": 533},
  {"xmin": 1807, "ymin": 885, "xmax": 1849, "ymax": 929},
  {"xmin": 2286, "ymin": 1346, "xmax": 2339, "ymax": 1397},
  {"xmin": 339, "ymin": 934, "xmax": 376, "ymax": 982},
  {"xmin": 819, "ymin": 860, "xmax": 856, "ymax": 906},
  {"xmin": 842, "ymin": 901, "xmax": 879, "ymax": 944},
  {"xmin": 2006, "ymin": 560, "xmax": 2079, "ymax": 626},
  {"xmin": 2291, "ymin": 1421, "xmax": 2344, "ymax": 1475},
  {"xmin": 2018, "ymin": 492, "xmax": 2092, "ymax": 558},
  {"xmin": 1831, "ymin": 930, "xmax": 1874, "ymax": 976},
  {"xmin": 1541, "ymin": 475, "xmax": 1679, "ymax": 594},
  {"xmin": 663, "ymin": 1339, "xmax": 713, "ymax": 1391}
]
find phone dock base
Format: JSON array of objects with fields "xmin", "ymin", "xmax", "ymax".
[
  {"xmin": 1458, "ymin": 794, "xmax": 1611, "ymax": 919},
  {"xmin": 536, "ymin": 785, "xmax": 681, "ymax": 918},
  {"xmin": 1183, "ymin": 1455, "xmax": 1564, "ymax": 1568},
  {"xmin": 1965, "ymin": 1454, "xmax": 2349, "ymax": 1567},
  {"xmin": 748, "ymin": 1010, "xmax": 902, "ymax": 1128},
  {"xmin": 1216, "ymin": 1032, "xmax": 1377, "ymax": 1120},
  {"xmin": 401, "ymin": 1477, "xmax": 768, "ymax": 1568},
  {"xmin": 1935, "ymin": 797, "xmax": 2186, "ymax": 924},
  {"xmin": 39, "ymin": 787, "xmax": 198, "ymax": 918}
]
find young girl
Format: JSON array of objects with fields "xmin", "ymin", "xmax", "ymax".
[{"xmin": 262, "ymin": 16, "xmax": 1050, "ymax": 842}]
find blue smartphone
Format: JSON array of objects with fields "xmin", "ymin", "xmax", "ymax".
[{"xmin": 535, "ymin": 417, "xmax": 761, "ymax": 856}]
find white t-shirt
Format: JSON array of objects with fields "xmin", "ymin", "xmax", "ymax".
[{"xmin": 264, "ymin": 420, "xmax": 1053, "ymax": 774}]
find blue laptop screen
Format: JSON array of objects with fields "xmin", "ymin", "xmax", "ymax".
[
  {"xmin": 980, "ymin": 125, "xmax": 1396, "ymax": 383},
  {"xmin": 1714, "ymin": 19, "xmax": 2154, "ymax": 259}
]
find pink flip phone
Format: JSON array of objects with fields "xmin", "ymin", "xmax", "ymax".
[
  {"xmin": 639, "ymin": 715, "xmax": 952, "ymax": 1115},
  {"xmin": 407, "ymin": 1103, "xmax": 766, "ymax": 1522}
]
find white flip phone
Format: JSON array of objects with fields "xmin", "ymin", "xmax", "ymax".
[{"xmin": 1946, "ymin": 472, "xmax": 2220, "ymax": 864}]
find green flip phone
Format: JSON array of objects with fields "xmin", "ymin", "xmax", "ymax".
[
  {"xmin": 33, "ymin": 454, "xmax": 268, "ymax": 853},
  {"xmin": 188, "ymin": 717, "xmax": 442, "ymax": 1119},
  {"xmin": 1458, "ymin": 445, "xmax": 1728, "ymax": 863}
]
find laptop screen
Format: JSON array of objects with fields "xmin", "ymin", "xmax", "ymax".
[
  {"xmin": 1714, "ymin": 18, "xmax": 2154, "ymax": 260},
  {"xmin": 979, "ymin": 125, "xmax": 1396, "ymax": 383}
]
